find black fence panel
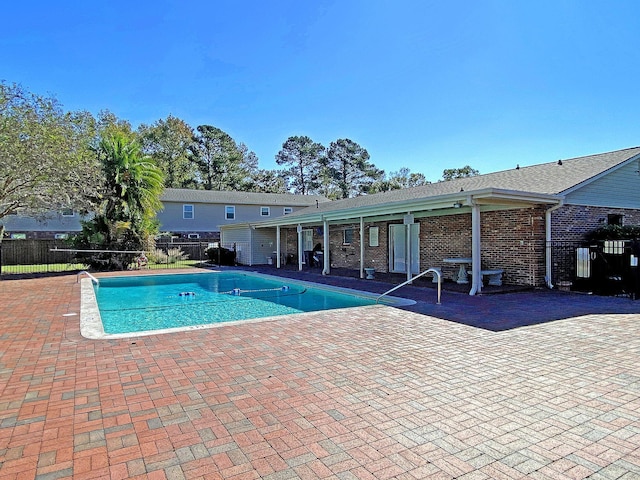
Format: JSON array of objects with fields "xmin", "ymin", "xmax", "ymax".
[{"xmin": 548, "ymin": 240, "xmax": 640, "ymax": 298}]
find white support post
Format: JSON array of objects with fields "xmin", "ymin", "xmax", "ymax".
[
  {"xmin": 323, "ymin": 219, "xmax": 330, "ymax": 275},
  {"xmin": 406, "ymin": 223, "xmax": 412, "ymax": 284},
  {"xmin": 360, "ymin": 216, "xmax": 365, "ymax": 279},
  {"xmin": 297, "ymin": 224, "xmax": 303, "ymax": 271},
  {"xmin": 470, "ymin": 201, "xmax": 482, "ymax": 295},
  {"xmin": 276, "ymin": 225, "xmax": 281, "ymax": 269}
]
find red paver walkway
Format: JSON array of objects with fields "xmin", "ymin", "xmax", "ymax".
[{"xmin": 1, "ymin": 272, "xmax": 640, "ymax": 479}]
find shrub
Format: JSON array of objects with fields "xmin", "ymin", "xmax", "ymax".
[
  {"xmin": 585, "ymin": 225, "xmax": 640, "ymax": 241},
  {"xmin": 149, "ymin": 247, "xmax": 189, "ymax": 264}
]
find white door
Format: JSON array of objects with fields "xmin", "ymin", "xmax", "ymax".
[{"xmin": 389, "ymin": 224, "xmax": 420, "ymax": 273}]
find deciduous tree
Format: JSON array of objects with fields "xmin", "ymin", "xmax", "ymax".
[
  {"xmin": 139, "ymin": 115, "xmax": 196, "ymax": 188},
  {"xmin": 0, "ymin": 82, "xmax": 99, "ymax": 227}
]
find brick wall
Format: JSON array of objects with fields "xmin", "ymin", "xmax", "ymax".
[
  {"xmin": 481, "ymin": 207, "xmax": 547, "ymax": 287},
  {"xmin": 279, "ymin": 206, "xmax": 552, "ymax": 286},
  {"xmin": 552, "ymin": 205, "xmax": 640, "ymax": 242}
]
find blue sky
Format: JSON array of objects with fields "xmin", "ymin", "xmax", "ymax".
[{"xmin": 2, "ymin": 0, "xmax": 640, "ymax": 181}]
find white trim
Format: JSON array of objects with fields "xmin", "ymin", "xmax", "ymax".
[{"xmin": 183, "ymin": 204, "xmax": 194, "ymax": 219}]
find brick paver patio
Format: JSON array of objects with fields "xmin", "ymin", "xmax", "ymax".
[{"xmin": 1, "ymin": 271, "xmax": 639, "ymax": 479}]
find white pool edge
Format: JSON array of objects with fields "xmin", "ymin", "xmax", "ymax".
[{"xmin": 80, "ymin": 271, "xmax": 415, "ymax": 340}]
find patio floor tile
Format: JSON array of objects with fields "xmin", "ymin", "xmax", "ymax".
[{"xmin": 1, "ymin": 270, "xmax": 639, "ymax": 478}]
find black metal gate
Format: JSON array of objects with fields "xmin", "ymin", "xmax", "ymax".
[{"xmin": 548, "ymin": 240, "xmax": 640, "ymax": 298}]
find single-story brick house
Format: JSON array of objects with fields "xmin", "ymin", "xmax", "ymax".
[{"xmin": 221, "ymin": 147, "xmax": 640, "ymax": 294}]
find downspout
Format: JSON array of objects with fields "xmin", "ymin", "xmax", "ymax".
[
  {"xmin": 359, "ymin": 216, "xmax": 365, "ymax": 279},
  {"xmin": 276, "ymin": 225, "xmax": 281, "ymax": 269},
  {"xmin": 406, "ymin": 222, "xmax": 412, "ymax": 284},
  {"xmin": 469, "ymin": 199, "xmax": 482, "ymax": 296},
  {"xmin": 297, "ymin": 224, "xmax": 303, "ymax": 271},
  {"xmin": 545, "ymin": 199, "xmax": 564, "ymax": 289},
  {"xmin": 322, "ymin": 219, "xmax": 330, "ymax": 275}
]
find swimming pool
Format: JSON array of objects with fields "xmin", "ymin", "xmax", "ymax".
[{"xmin": 80, "ymin": 271, "xmax": 413, "ymax": 339}]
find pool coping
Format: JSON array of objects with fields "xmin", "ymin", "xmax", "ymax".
[{"xmin": 80, "ymin": 270, "xmax": 415, "ymax": 340}]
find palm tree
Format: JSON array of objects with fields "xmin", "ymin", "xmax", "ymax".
[
  {"xmin": 74, "ymin": 132, "xmax": 164, "ymax": 268},
  {"xmin": 97, "ymin": 132, "xmax": 164, "ymax": 244}
]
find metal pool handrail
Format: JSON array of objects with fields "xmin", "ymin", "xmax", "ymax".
[
  {"xmin": 376, "ymin": 267, "xmax": 441, "ymax": 305},
  {"xmin": 77, "ymin": 270, "xmax": 99, "ymax": 285}
]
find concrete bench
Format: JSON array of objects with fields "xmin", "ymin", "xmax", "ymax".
[{"xmin": 468, "ymin": 269, "xmax": 504, "ymax": 286}]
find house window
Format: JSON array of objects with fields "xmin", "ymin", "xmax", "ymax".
[
  {"xmin": 61, "ymin": 208, "xmax": 74, "ymax": 217},
  {"xmin": 10, "ymin": 233, "xmax": 26, "ymax": 240},
  {"xmin": 303, "ymin": 229, "xmax": 314, "ymax": 251},
  {"xmin": 55, "ymin": 233, "xmax": 69, "ymax": 240},
  {"xmin": 188, "ymin": 233, "xmax": 200, "ymax": 239},
  {"xmin": 369, "ymin": 226, "xmax": 379, "ymax": 247},
  {"xmin": 283, "ymin": 207, "xmax": 293, "ymax": 215},
  {"xmin": 225, "ymin": 206, "xmax": 235, "ymax": 220},
  {"xmin": 607, "ymin": 214, "xmax": 623, "ymax": 226},
  {"xmin": 343, "ymin": 228, "xmax": 354, "ymax": 245},
  {"xmin": 260, "ymin": 207, "xmax": 270, "ymax": 217},
  {"xmin": 183, "ymin": 204, "xmax": 194, "ymax": 219}
]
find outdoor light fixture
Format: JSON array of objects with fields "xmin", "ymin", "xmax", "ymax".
[{"xmin": 453, "ymin": 202, "xmax": 463, "ymax": 208}]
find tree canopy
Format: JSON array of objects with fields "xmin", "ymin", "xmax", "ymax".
[
  {"xmin": 325, "ymin": 138, "xmax": 383, "ymax": 199},
  {"xmin": 442, "ymin": 165, "xmax": 480, "ymax": 180},
  {"xmin": 139, "ymin": 115, "xmax": 196, "ymax": 188},
  {"xmin": 0, "ymin": 82, "xmax": 99, "ymax": 225},
  {"xmin": 188, "ymin": 125, "xmax": 249, "ymax": 190},
  {"xmin": 275, "ymin": 136, "xmax": 326, "ymax": 195}
]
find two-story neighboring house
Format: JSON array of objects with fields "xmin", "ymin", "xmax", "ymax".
[
  {"xmin": 157, "ymin": 189, "xmax": 330, "ymax": 240},
  {"xmin": 1, "ymin": 208, "xmax": 83, "ymax": 240},
  {"xmin": 1, "ymin": 189, "xmax": 330, "ymax": 240}
]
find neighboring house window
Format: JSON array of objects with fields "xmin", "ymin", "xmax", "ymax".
[
  {"xmin": 61, "ymin": 208, "xmax": 74, "ymax": 217},
  {"xmin": 260, "ymin": 207, "xmax": 270, "ymax": 217},
  {"xmin": 55, "ymin": 233, "xmax": 69, "ymax": 240},
  {"xmin": 183, "ymin": 204, "xmax": 194, "ymax": 219},
  {"xmin": 225, "ymin": 206, "xmax": 235, "ymax": 220},
  {"xmin": 607, "ymin": 214, "xmax": 623, "ymax": 225},
  {"xmin": 303, "ymin": 229, "xmax": 314, "ymax": 251},
  {"xmin": 10, "ymin": 233, "xmax": 26, "ymax": 240},
  {"xmin": 343, "ymin": 228, "xmax": 354, "ymax": 245},
  {"xmin": 283, "ymin": 207, "xmax": 293, "ymax": 215},
  {"xmin": 188, "ymin": 233, "xmax": 200, "ymax": 239},
  {"xmin": 369, "ymin": 226, "xmax": 379, "ymax": 247}
]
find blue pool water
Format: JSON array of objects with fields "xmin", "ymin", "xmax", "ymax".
[{"xmin": 93, "ymin": 272, "xmax": 377, "ymax": 334}]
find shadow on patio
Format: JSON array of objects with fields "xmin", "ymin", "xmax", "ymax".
[{"xmin": 225, "ymin": 264, "xmax": 640, "ymax": 332}]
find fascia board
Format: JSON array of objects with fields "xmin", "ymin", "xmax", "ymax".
[{"xmin": 252, "ymin": 188, "xmax": 561, "ymax": 228}]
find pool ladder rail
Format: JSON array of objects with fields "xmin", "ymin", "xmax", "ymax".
[
  {"xmin": 77, "ymin": 270, "xmax": 99, "ymax": 286},
  {"xmin": 376, "ymin": 267, "xmax": 441, "ymax": 305}
]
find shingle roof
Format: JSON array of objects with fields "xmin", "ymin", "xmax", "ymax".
[
  {"xmin": 285, "ymin": 146, "xmax": 640, "ymax": 217},
  {"xmin": 161, "ymin": 188, "xmax": 330, "ymax": 206}
]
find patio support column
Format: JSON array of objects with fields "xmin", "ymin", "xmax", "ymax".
[
  {"xmin": 469, "ymin": 200, "xmax": 482, "ymax": 295},
  {"xmin": 322, "ymin": 219, "xmax": 330, "ymax": 275},
  {"xmin": 359, "ymin": 216, "xmax": 365, "ymax": 279},
  {"xmin": 297, "ymin": 224, "xmax": 303, "ymax": 271},
  {"xmin": 276, "ymin": 225, "xmax": 281, "ymax": 269}
]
